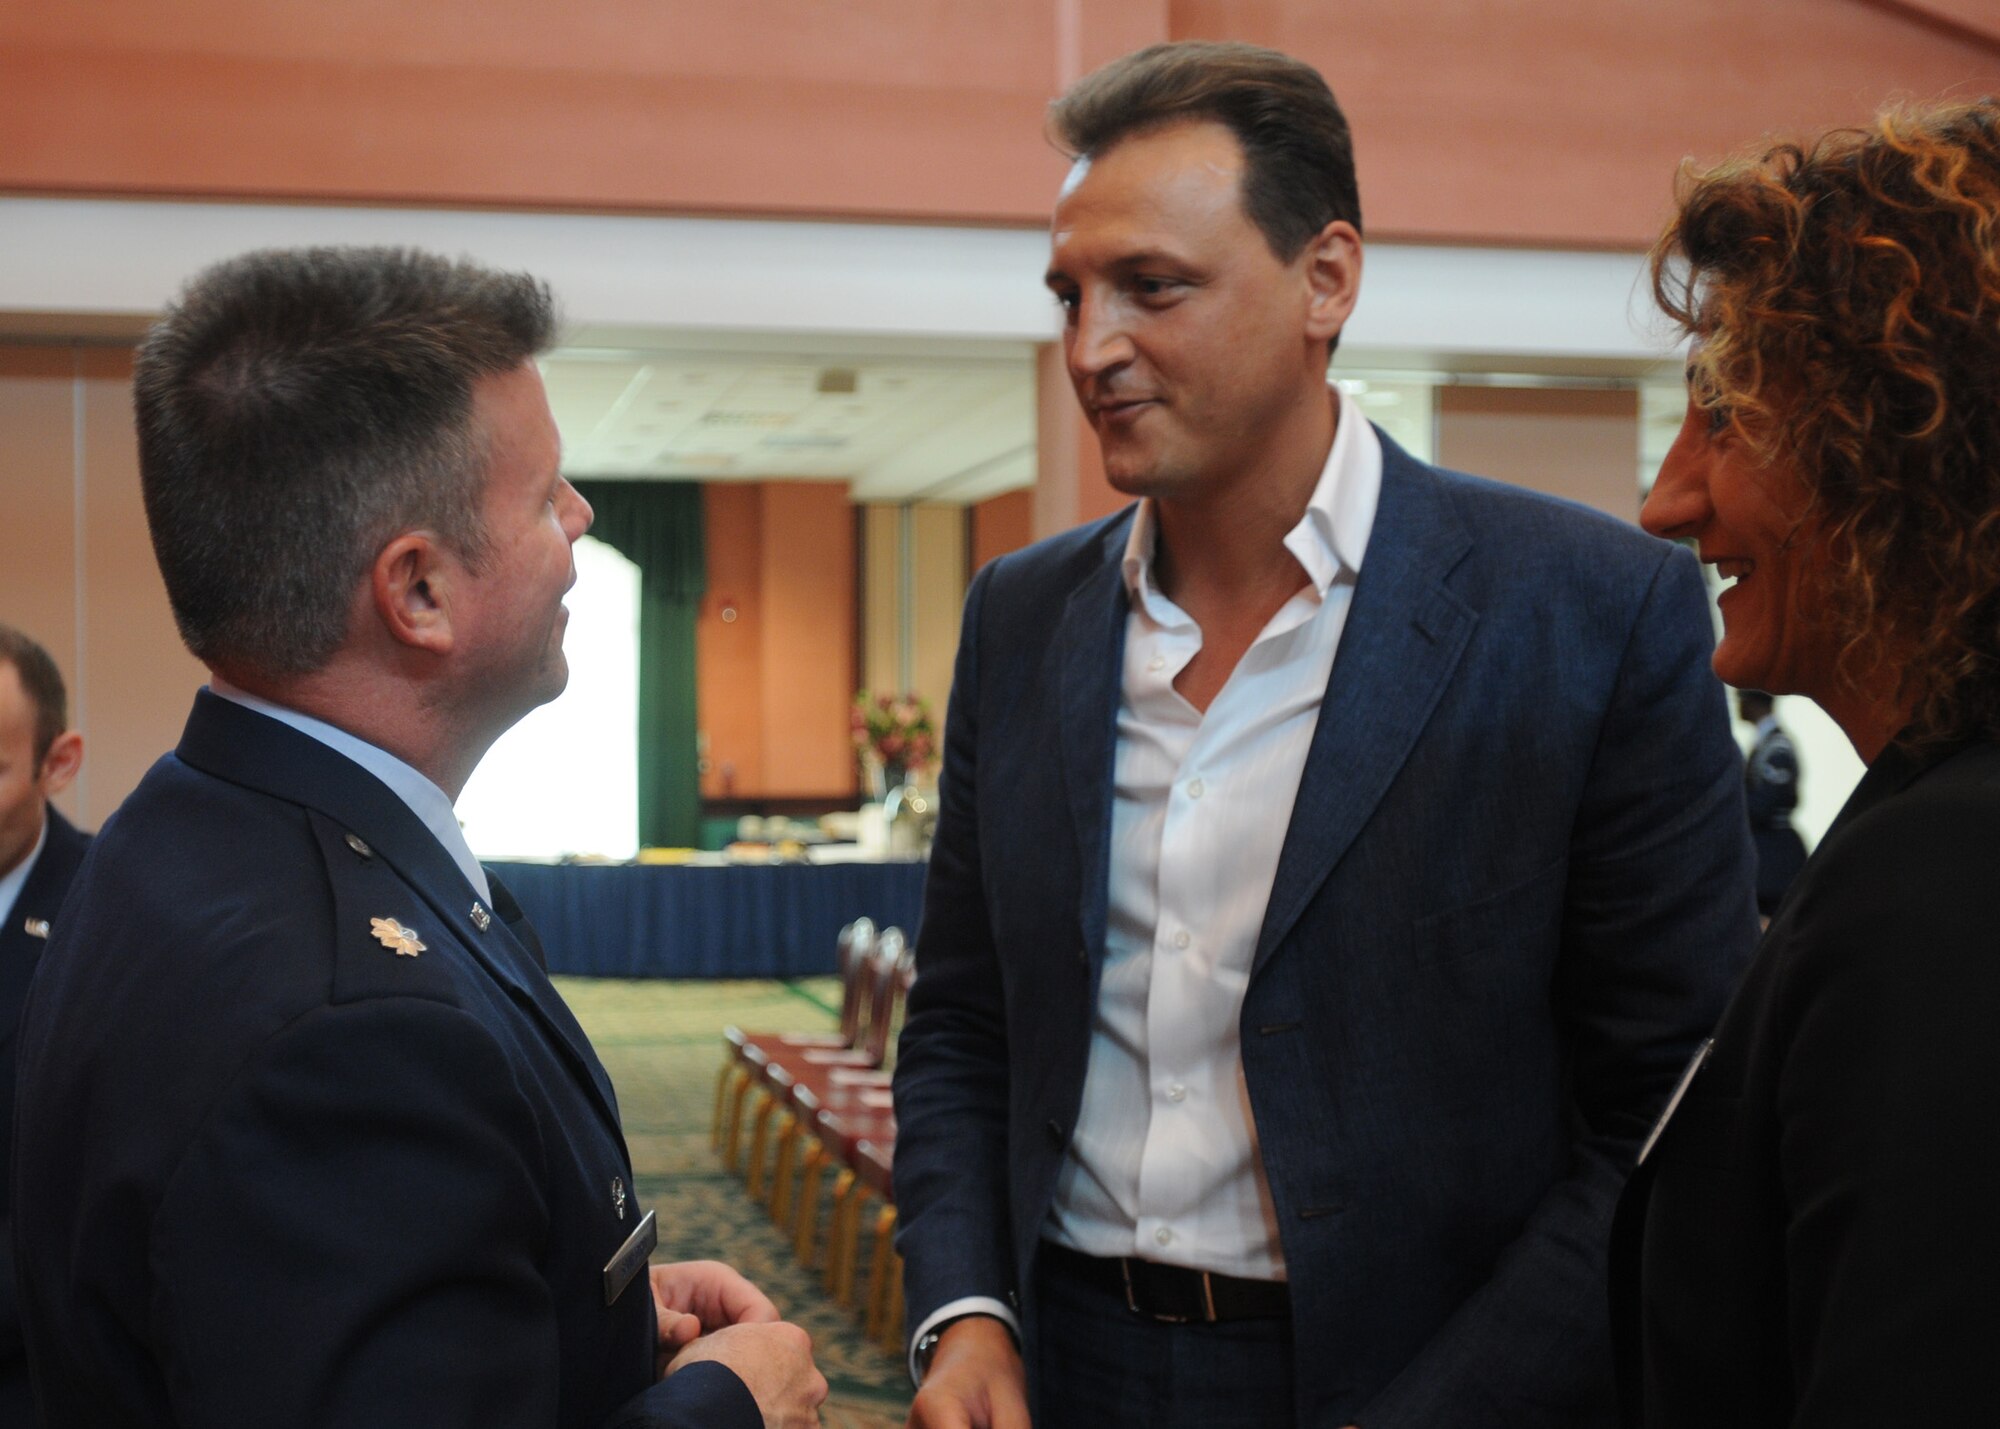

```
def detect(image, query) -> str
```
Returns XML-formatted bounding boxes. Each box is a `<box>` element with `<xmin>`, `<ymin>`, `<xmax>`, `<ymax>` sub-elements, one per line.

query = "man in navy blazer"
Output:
<box><xmin>891</xmin><ymin>42</ymin><xmax>1759</xmax><ymax>1429</ymax></box>
<box><xmin>12</xmin><ymin>249</ymin><xmax>825</xmax><ymax>1428</ymax></box>
<box><xmin>0</xmin><ymin>625</ymin><xmax>87</xmax><ymax>1424</ymax></box>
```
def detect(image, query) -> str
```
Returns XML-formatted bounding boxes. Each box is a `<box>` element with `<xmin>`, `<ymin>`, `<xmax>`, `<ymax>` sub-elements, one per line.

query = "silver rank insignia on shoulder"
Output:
<box><xmin>369</xmin><ymin>917</ymin><xmax>426</xmax><ymax>958</ymax></box>
<box><xmin>470</xmin><ymin>902</ymin><xmax>492</xmax><ymax>932</ymax></box>
<box><xmin>23</xmin><ymin>917</ymin><xmax>50</xmax><ymax>940</ymax></box>
<box><xmin>612</xmin><ymin>1176</ymin><xmax>627</xmax><ymax>1219</ymax></box>
<box><xmin>345</xmin><ymin>833</ymin><xmax>373</xmax><ymax>859</ymax></box>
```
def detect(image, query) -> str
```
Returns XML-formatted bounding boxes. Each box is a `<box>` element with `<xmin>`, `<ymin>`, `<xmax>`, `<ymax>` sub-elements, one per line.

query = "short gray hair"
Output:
<box><xmin>134</xmin><ymin>246</ymin><xmax>557</xmax><ymax>677</ymax></box>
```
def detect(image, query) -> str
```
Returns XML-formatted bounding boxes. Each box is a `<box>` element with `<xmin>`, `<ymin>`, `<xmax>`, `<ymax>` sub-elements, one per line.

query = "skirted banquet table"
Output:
<box><xmin>487</xmin><ymin>855</ymin><xmax>929</xmax><ymax>978</ymax></box>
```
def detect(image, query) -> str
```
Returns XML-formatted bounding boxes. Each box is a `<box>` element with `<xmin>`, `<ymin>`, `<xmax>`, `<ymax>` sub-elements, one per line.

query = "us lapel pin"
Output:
<box><xmin>369</xmin><ymin>917</ymin><xmax>427</xmax><ymax>958</ymax></box>
<box><xmin>22</xmin><ymin>917</ymin><xmax>50</xmax><ymax>940</ymax></box>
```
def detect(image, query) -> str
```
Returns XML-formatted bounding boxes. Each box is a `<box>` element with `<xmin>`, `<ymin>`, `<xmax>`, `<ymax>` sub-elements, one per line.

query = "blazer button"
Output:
<box><xmin>1045</xmin><ymin>1120</ymin><xmax>1065</xmax><ymax>1147</ymax></box>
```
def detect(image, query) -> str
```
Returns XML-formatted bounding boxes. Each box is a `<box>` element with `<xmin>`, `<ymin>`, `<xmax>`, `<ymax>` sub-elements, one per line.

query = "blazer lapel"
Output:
<box><xmin>1253</xmin><ymin>439</ymin><xmax>1478</xmax><ymax>974</ymax></box>
<box><xmin>1058</xmin><ymin>520</ymin><xmax>1134</xmax><ymax>964</ymax></box>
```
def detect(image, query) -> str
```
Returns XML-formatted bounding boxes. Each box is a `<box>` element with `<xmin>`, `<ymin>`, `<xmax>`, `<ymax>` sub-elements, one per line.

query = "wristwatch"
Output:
<box><xmin>913</xmin><ymin>1312</ymin><xmax>987</xmax><ymax>1383</ymax></box>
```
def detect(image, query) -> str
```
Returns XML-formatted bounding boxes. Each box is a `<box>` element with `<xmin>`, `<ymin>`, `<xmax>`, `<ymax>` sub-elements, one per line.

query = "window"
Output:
<box><xmin>458</xmin><ymin>535</ymin><xmax>641</xmax><ymax>860</ymax></box>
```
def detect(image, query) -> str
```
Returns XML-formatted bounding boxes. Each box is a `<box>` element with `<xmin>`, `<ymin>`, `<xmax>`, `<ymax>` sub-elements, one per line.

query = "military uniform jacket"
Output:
<box><xmin>11</xmin><ymin>692</ymin><xmax>755</xmax><ymax>1429</ymax></box>
<box><xmin>0</xmin><ymin>805</ymin><xmax>89</xmax><ymax>1420</ymax></box>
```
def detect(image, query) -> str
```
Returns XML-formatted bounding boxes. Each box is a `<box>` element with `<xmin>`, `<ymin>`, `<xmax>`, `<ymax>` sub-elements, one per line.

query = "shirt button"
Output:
<box><xmin>1148</xmin><ymin>655</ymin><xmax>1165</xmax><ymax>672</ymax></box>
<box><xmin>1173</xmin><ymin>930</ymin><xmax>1190</xmax><ymax>950</ymax></box>
<box><xmin>1187</xmin><ymin>778</ymin><xmax>1204</xmax><ymax>799</ymax></box>
<box><xmin>1167</xmin><ymin>1083</ymin><xmax>1187</xmax><ymax>1103</ymax></box>
<box><xmin>1154</xmin><ymin>1226</ymin><xmax>1173</xmax><ymax>1247</ymax></box>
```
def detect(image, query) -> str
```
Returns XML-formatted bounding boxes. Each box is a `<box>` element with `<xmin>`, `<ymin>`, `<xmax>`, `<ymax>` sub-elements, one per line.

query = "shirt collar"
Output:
<box><xmin>0</xmin><ymin>808</ymin><xmax>49</xmax><ymax>935</ymax></box>
<box><xmin>207</xmin><ymin>679</ymin><xmax>491</xmax><ymax>903</ymax></box>
<box><xmin>1121</xmin><ymin>384</ymin><xmax>1381</xmax><ymax>606</ymax></box>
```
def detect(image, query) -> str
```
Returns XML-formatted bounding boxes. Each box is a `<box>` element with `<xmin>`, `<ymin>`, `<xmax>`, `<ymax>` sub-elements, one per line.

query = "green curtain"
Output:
<box><xmin>572</xmin><ymin>480</ymin><xmax>706</xmax><ymax>848</ymax></box>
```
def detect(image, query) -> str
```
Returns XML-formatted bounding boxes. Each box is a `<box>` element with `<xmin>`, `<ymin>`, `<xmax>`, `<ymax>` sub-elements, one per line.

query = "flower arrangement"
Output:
<box><xmin>851</xmin><ymin>690</ymin><xmax>938</xmax><ymax>788</ymax></box>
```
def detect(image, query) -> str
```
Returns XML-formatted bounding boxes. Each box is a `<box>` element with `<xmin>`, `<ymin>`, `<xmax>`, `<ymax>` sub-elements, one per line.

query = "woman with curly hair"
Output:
<box><xmin>1611</xmin><ymin>97</ymin><xmax>2000</xmax><ymax>1426</ymax></box>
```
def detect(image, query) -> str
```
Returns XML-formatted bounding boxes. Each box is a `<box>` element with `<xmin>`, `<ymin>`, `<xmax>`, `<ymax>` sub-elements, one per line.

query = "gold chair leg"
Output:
<box><xmin>721</xmin><ymin>1067</ymin><xmax>755</xmax><ymax>1167</ymax></box>
<box><xmin>767</xmin><ymin>1112</ymin><xmax>801</xmax><ymax>1226</ymax></box>
<box><xmin>864</xmin><ymin>1202</ymin><xmax>898</xmax><ymax>1341</ymax></box>
<box><xmin>793</xmin><ymin>1141</ymin><xmax>829</xmax><ymax>1267</ymax></box>
<box><xmin>744</xmin><ymin>1090</ymin><xmax>778</xmax><ymax>1194</ymax></box>
<box><xmin>824</xmin><ymin>1168</ymin><xmax>858</xmax><ymax>1298</ymax></box>
<box><xmin>877</xmin><ymin>1247</ymin><xmax>906</xmax><ymax>1356</ymax></box>
<box><xmin>834</xmin><ymin>1183</ymin><xmax>874</xmax><ymax>1308</ymax></box>
<box><xmin>711</xmin><ymin>1055</ymin><xmax>734</xmax><ymax>1147</ymax></box>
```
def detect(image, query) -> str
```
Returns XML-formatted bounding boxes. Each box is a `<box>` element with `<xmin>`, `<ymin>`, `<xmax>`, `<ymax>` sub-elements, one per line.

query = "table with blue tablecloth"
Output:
<box><xmin>487</xmin><ymin>857</ymin><xmax>929</xmax><ymax>978</ymax></box>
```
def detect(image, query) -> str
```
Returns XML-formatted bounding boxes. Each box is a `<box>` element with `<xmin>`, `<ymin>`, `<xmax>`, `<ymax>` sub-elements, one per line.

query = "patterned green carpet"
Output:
<box><xmin>556</xmin><ymin>976</ymin><xmax>913</xmax><ymax>1428</ymax></box>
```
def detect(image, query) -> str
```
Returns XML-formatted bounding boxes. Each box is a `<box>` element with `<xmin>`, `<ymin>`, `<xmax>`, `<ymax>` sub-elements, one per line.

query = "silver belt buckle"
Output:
<box><xmin>1119</xmin><ymin>1257</ymin><xmax>1214</xmax><ymax>1323</ymax></box>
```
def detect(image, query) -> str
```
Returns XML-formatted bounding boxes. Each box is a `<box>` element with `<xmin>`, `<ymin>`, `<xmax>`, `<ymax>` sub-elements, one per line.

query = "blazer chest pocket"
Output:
<box><xmin>1411</xmin><ymin>859</ymin><xmax>1566</xmax><ymax>989</ymax></box>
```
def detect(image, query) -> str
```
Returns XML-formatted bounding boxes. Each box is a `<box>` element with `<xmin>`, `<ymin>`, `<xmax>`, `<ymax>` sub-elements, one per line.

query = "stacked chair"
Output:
<box><xmin>713</xmin><ymin>919</ymin><xmax>917</xmax><ymax>1353</ymax></box>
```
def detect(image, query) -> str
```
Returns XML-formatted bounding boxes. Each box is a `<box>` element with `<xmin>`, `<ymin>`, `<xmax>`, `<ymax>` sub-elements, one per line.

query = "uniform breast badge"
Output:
<box><xmin>369</xmin><ymin>917</ymin><xmax>427</xmax><ymax>958</ymax></box>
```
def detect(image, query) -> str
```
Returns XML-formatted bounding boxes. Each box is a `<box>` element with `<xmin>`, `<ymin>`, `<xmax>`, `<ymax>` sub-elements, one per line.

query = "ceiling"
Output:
<box><xmin>542</xmin><ymin>338</ymin><xmax>1035</xmax><ymax>505</ymax></box>
<box><xmin>536</xmin><ymin>327</ymin><xmax>1685</xmax><ymax>508</ymax></box>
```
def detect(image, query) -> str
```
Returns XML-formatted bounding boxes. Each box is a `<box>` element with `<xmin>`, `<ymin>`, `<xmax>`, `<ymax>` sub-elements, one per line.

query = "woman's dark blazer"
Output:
<box><xmin>1611</xmin><ymin>736</ymin><xmax>2000</xmax><ymax>1426</ymax></box>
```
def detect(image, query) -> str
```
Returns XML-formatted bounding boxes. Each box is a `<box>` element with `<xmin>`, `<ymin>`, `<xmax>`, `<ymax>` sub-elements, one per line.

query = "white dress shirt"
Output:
<box><xmin>208</xmin><ymin>680</ymin><xmax>492</xmax><ymax>904</ymax></box>
<box><xmin>910</xmin><ymin>389</ymin><xmax>1383</xmax><ymax>1376</ymax></box>
<box><xmin>1046</xmin><ymin>386</ymin><xmax>1381</xmax><ymax>1278</ymax></box>
<box><xmin>0</xmin><ymin>809</ymin><xmax>49</xmax><ymax>935</ymax></box>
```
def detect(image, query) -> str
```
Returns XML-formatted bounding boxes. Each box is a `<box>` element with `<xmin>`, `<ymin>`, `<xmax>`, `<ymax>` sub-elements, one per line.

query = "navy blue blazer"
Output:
<box><xmin>0</xmin><ymin>805</ymin><xmax>89</xmax><ymax>1420</ymax></box>
<box><xmin>892</xmin><ymin>435</ymin><xmax>1759</xmax><ymax>1428</ymax></box>
<box><xmin>1612</xmin><ymin>738</ymin><xmax>2000</xmax><ymax>1426</ymax></box>
<box><xmin>11</xmin><ymin>693</ymin><xmax>755</xmax><ymax>1429</ymax></box>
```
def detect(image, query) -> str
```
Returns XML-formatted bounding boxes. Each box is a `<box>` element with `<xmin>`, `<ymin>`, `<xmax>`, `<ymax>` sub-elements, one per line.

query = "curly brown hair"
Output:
<box><xmin>1652</xmin><ymin>97</ymin><xmax>2000</xmax><ymax>746</ymax></box>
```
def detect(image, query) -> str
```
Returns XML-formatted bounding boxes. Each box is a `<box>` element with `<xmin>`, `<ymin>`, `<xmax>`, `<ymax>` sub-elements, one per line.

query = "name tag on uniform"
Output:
<box><xmin>1637</xmin><ymin>1037</ymin><xmax>1714</xmax><ymax>1167</ymax></box>
<box><xmin>602</xmin><ymin>1208</ymin><xmax>657</xmax><ymax>1306</ymax></box>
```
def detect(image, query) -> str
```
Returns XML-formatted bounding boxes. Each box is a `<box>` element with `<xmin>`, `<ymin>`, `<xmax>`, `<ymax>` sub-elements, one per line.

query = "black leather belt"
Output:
<box><xmin>1042</xmin><ymin>1242</ymin><xmax>1291</xmax><ymax>1323</ymax></box>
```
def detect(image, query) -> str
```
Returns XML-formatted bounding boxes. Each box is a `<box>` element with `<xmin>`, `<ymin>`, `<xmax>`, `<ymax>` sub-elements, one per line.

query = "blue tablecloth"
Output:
<box><xmin>487</xmin><ymin>858</ymin><xmax>929</xmax><ymax>978</ymax></box>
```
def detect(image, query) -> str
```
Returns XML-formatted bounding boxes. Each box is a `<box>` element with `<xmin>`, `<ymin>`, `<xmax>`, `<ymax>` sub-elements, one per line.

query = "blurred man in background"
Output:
<box><xmin>0</xmin><ymin>623</ymin><xmax>86</xmax><ymax>1426</ymax></box>
<box><xmin>1737</xmin><ymin>689</ymin><xmax>1807</xmax><ymax>918</ymax></box>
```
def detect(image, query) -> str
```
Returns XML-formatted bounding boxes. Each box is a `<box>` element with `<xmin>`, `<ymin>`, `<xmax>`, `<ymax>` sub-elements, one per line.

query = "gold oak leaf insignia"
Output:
<box><xmin>369</xmin><ymin>917</ymin><xmax>427</xmax><ymax>957</ymax></box>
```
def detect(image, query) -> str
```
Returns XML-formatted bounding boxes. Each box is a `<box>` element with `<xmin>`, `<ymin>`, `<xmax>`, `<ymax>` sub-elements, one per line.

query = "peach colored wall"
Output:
<box><xmin>1435</xmin><ymin>386</ymin><xmax>1641</xmax><ymax>524</ymax></box>
<box><xmin>0</xmin><ymin>0</ymin><xmax>1162</xmax><ymax>224</ymax></box>
<box><xmin>1172</xmin><ymin>0</ymin><xmax>1999</xmax><ymax>246</ymax></box>
<box><xmin>696</xmin><ymin>484</ymin><xmax>766</xmax><ymax>799</ymax></box>
<box><xmin>4</xmin><ymin>2</ymin><xmax>1993</xmax><ymax>245</ymax></box>
<box><xmin>0</xmin><ymin>345</ymin><xmax>207</xmax><ymax>828</ymax></box>
<box><xmin>908</xmin><ymin>503</ymin><xmax>966</xmax><ymax>735</ymax></box>
<box><xmin>696</xmin><ymin>481</ymin><xmax>857</xmax><ymax>800</ymax></box>
<box><xmin>971</xmin><ymin>488</ymin><xmax>1035</xmax><ymax>571</ymax></box>
<box><xmin>761</xmin><ymin>482</ymin><xmax>857</xmax><ymax>796</ymax></box>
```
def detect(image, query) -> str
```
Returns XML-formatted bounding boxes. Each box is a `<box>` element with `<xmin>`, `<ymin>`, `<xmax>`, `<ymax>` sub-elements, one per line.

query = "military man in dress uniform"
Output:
<box><xmin>1737</xmin><ymin>690</ymin><xmax>1808</xmax><ymax>917</ymax></box>
<box><xmin>11</xmin><ymin>248</ymin><xmax>826</xmax><ymax>1429</ymax></box>
<box><xmin>0</xmin><ymin>624</ymin><xmax>87</xmax><ymax>1425</ymax></box>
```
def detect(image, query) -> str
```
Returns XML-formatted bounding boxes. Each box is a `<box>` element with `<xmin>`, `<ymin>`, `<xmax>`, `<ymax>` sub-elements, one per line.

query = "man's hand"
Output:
<box><xmin>907</xmin><ymin>1316</ymin><xmax>1029</xmax><ymax>1429</ymax></box>
<box><xmin>651</xmin><ymin>1260</ymin><xmax>782</xmax><ymax>1377</ymax></box>
<box><xmin>652</xmin><ymin>1260</ymin><xmax>781</xmax><ymax>1331</ymax></box>
<box><xmin>668</xmin><ymin>1321</ymin><xmax>828</xmax><ymax>1429</ymax></box>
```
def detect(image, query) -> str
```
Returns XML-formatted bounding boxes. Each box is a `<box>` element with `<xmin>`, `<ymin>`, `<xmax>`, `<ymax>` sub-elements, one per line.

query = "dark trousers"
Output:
<box><xmin>1033</xmin><ymin>1248</ymin><xmax>1297</xmax><ymax>1429</ymax></box>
